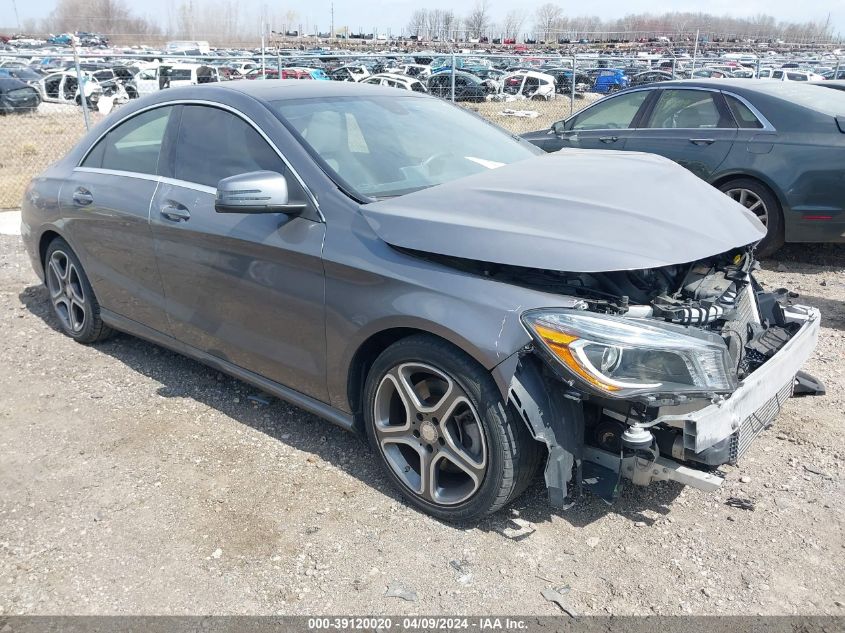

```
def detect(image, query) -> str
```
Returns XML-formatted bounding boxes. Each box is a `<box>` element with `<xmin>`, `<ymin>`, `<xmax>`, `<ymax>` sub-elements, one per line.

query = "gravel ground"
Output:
<box><xmin>0</xmin><ymin>228</ymin><xmax>843</xmax><ymax>616</ymax></box>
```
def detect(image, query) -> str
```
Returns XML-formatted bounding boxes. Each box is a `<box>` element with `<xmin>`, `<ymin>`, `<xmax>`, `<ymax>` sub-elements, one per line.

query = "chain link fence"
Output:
<box><xmin>0</xmin><ymin>51</ymin><xmax>841</xmax><ymax>207</ymax></box>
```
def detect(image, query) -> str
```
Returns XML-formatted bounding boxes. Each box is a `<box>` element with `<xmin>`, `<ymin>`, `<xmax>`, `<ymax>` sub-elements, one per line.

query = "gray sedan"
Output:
<box><xmin>21</xmin><ymin>81</ymin><xmax>821</xmax><ymax>521</ymax></box>
<box><xmin>522</xmin><ymin>79</ymin><xmax>845</xmax><ymax>255</ymax></box>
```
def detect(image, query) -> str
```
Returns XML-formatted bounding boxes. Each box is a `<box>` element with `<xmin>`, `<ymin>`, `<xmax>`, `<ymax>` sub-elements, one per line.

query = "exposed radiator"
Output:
<box><xmin>729</xmin><ymin>378</ymin><xmax>794</xmax><ymax>464</ymax></box>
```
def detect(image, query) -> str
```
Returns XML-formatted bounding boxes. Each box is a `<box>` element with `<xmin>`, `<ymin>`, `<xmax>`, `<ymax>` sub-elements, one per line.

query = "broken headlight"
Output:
<box><xmin>522</xmin><ymin>310</ymin><xmax>736</xmax><ymax>398</ymax></box>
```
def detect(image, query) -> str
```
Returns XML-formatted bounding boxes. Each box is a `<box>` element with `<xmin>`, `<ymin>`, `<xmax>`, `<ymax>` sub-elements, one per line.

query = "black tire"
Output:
<box><xmin>717</xmin><ymin>177</ymin><xmax>784</xmax><ymax>258</ymax></box>
<box><xmin>363</xmin><ymin>334</ymin><xmax>543</xmax><ymax>522</ymax></box>
<box><xmin>44</xmin><ymin>237</ymin><xmax>114</xmax><ymax>344</ymax></box>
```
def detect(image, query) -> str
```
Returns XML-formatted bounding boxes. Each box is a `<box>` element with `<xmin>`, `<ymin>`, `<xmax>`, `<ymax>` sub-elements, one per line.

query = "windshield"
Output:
<box><xmin>272</xmin><ymin>95</ymin><xmax>541</xmax><ymax>198</ymax></box>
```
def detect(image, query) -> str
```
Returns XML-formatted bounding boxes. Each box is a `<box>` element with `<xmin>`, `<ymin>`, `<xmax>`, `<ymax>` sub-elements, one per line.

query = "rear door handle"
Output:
<box><xmin>599</xmin><ymin>136</ymin><xmax>619</xmax><ymax>143</ymax></box>
<box><xmin>72</xmin><ymin>188</ymin><xmax>93</xmax><ymax>206</ymax></box>
<box><xmin>159</xmin><ymin>204</ymin><xmax>191</xmax><ymax>222</ymax></box>
<box><xmin>689</xmin><ymin>138</ymin><xmax>716</xmax><ymax>146</ymax></box>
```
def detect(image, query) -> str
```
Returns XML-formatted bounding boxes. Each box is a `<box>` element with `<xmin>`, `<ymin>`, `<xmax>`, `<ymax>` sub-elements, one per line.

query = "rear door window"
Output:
<box><xmin>644</xmin><ymin>89</ymin><xmax>734</xmax><ymax>129</ymax></box>
<box><xmin>81</xmin><ymin>106</ymin><xmax>173</xmax><ymax>174</ymax></box>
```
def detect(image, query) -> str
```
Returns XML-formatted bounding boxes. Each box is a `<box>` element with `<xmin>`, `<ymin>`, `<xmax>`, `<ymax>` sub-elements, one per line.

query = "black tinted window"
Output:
<box><xmin>174</xmin><ymin>106</ymin><xmax>286</xmax><ymax>188</ymax></box>
<box><xmin>82</xmin><ymin>106</ymin><xmax>172</xmax><ymax>174</ymax></box>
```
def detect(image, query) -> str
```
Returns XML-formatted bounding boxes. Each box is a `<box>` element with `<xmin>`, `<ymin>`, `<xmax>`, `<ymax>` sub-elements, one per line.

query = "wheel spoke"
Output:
<box><xmin>51</xmin><ymin>252</ymin><xmax>69</xmax><ymax>281</ymax></box>
<box><xmin>388</xmin><ymin>365</ymin><xmax>424</xmax><ymax>411</ymax></box>
<box><xmin>67</xmin><ymin>265</ymin><xmax>85</xmax><ymax>305</ymax></box>
<box><xmin>419</xmin><ymin>447</ymin><xmax>436</xmax><ymax>503</ymax></box>
<box><xmin>53</xmin><ymin>296</ymin><xmax>71</xmax><ymax>328</ymax></box>
<box><xmin>426</xmin><ymin>386</ymin><xmax>464</xmax><ymax>424</ymax></box>
<box><xmin>47</xmin><ymin>258</ymin><xmax>64</xmax><ymax>298</ymax></box>
<box><xmin>69</xmin><ymin>299</ymin><xmax>85</xmax><ymax>331</ymax></box>
<box><xmin>373</xmin><ymin>368</ymin><xmax>415</xmax><ymax>434</ymax></box>
<box><xmin>436</xmin><ymin>443</ymin><xmax>486</xmax><ymax>484</ymax></box>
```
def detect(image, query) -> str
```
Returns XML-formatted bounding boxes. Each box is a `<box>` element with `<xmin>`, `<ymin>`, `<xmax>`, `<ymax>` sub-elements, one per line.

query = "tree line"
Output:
<box><xmin>15</xmin><ymin>0</ymin><xmax>839</xmax><ymax>45</ymax></box>
<box><xmin>408</xmin><ymin>3</ymin><xmax>837</xmax><ymax>42</ymax></box>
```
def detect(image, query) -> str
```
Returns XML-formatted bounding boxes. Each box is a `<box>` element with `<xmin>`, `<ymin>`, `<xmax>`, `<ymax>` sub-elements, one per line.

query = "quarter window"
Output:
<box><xmin>571</xmin><ymin>90</ymin><xmax>649</xmax><ymax>130</ymax></box>
<box><xmin>173</xmin><ymin>105</ymin><xmax>286</xmax><ymax>188</ymax></box>
<box><xmin>81</xmin><ymin>106</ymin><xmax>173</xmax><ymax>175</ymax></box>
<box><xmin>725</xmin><ymin>95</ymin><xmax>764</xmax><ymax>129</ymax></box>
<box><xmin>645</xmin><ymin>90</ymin><xmax>734</xmax><ymax>129</ymax></box>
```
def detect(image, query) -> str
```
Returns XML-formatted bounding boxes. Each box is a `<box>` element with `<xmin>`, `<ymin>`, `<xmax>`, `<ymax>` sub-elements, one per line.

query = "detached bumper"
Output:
<box><xmin>663</xmin><ymin>305</ymin><xmax>820</xmax><ymax>457</ymax></box>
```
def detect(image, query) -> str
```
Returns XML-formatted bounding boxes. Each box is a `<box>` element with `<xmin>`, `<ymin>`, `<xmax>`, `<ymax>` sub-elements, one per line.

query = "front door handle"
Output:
<box><xmin>160</xmin><ymin>204</ymin><xmax>191</xmax><ymax>222</ymax></box>
<box><xmin>72</xmin><ymin>188</ymin><xmax>93</xmax><ymax>206</ymax></box>
<box><xmin>689</xmin><ymin>138</ymin><xmax>716</xmax><ymax>146</ymax></box>
<box><xmin>599</xmin><ymin>136</ymin><xmax>619</xmax><ymax>143</ymax></box>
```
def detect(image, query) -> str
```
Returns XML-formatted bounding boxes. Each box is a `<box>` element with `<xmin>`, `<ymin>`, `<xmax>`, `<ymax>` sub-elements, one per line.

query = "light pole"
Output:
<box><xmin>11</xmin><ymin>0</ymin><xmax>21</xmax><ymax>30</ymax></box>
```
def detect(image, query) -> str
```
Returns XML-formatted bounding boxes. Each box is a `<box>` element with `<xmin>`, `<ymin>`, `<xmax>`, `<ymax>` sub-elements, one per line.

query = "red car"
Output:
<box><xmin>245</xmin><ymin>68</ymin><xmax>313</xmax><ymax>80</ymax></box>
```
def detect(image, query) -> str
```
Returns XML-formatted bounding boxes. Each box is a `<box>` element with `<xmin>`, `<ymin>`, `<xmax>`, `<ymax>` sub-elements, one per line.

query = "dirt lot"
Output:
<box><xmin>0</xmin><ymin>225</ymin><xmax>843</xmax><ymax>616</ymax></box>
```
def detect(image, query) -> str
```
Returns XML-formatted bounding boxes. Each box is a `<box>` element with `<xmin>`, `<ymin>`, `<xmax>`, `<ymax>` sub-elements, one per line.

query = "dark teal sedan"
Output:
<box><xmin>522</xmin><ymin>79</ymin><xmax>845</xmax><ymax>255</ymax></box>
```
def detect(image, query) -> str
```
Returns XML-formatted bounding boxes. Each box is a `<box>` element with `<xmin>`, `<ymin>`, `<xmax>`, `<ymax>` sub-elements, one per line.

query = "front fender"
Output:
<box><xmin>508</xmin><ymin>354</ymin><xmax>584</xmax><ymax>507</ymax></box>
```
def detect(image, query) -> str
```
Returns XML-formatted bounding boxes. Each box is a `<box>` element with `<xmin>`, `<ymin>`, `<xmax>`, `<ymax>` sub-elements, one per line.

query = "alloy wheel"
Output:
<box><xmin>46</xmin><ymin>250</ymin><xmax>86</xmax><ymax>333</ymax></box>
<box><xmin>373</xmin><ymin>362</ymin><xmax>487</xmax><ymax>506</ymax></box>
<box><xmin>725</xmin><ymin>187</ymin><xmax>768</xmax><ymax>227</ymax></box>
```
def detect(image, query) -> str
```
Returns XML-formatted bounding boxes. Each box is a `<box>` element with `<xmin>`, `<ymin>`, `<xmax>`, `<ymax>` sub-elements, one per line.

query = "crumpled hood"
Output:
<box><xmin>361</xmin><ymin>149</ymin><xmax>766</xmax><ymax>273</ymax></box>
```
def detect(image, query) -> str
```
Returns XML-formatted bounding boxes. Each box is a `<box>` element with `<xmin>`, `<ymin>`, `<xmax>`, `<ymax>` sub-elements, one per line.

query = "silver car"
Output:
<box><xmin>20</xmin><ymin>81</ymin><xmax>822</xmax><ymax>521</ymax></box>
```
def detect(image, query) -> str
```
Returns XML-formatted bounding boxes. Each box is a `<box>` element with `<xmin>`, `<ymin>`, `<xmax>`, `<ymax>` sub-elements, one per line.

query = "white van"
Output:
<box><xmin>128</xmin><ymin>64</ymin><xmax>220</xmax><ymax>98</ymax></box>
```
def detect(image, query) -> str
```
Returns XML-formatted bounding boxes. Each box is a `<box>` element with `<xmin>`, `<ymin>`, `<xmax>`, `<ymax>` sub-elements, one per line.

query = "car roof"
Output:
<box><xmin>650</xmin><ymin>78</ymin><xmax>827</xmax><ymax>97</ymax></box>
<box><xmin>149</xmin><ymin>78</ymin><xmax>427</xmax><ymax>103</ymax></box>
<box><xmin>814</xmin><ymin>80</ymin><xmax>845</xmax><ymax>88</ymax></box>
<box><xmin>632</xmin><ymin>78</ymin><xmax>845</xmax><ymax>116</ymax></box>
<box><xmin>0</xmin><ymin>76</ymin><xmax>28</xmax><ymax>89</ymax></box>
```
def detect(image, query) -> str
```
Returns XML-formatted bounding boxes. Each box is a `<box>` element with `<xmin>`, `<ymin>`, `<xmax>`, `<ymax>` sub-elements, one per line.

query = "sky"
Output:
<box><xmin>2</xmin><ymin>0</ymin><xmax>843</xmax><ymax>39</ymax></box>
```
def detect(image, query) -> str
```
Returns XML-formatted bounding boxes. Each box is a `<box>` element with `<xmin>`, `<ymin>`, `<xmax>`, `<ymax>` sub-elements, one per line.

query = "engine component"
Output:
<box><xmin>621</xmin><ymin>424</ymin><xmax>654</xmax><ymax>449</ymax></box>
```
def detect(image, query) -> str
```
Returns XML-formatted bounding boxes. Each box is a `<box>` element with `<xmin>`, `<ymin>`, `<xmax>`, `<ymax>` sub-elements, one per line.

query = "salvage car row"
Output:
<box><xmin>3</xmin><ymin>47</ymin><xmax>842</xmax><ymax>114</ymax></box>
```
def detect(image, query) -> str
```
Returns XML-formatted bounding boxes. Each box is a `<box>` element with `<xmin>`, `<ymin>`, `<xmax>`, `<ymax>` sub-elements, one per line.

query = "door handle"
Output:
<box><xmin>599</xmin><ymin>136</ymin><xmax>619</xmax><ymax>143</ymax></box>
<box><xmin>159</xmin><ymin>204</ymin><xmax>191</xmax><ymax>222</ymax></box>
<box><xmin>72</xmin><ymin>188</ymin><xmax>93</xmax><ymax>206</ymax></box>
<box><xmin>689</xmin><ymin>138</ymin><xmax>716</xmax><ymax>146</ymax></box>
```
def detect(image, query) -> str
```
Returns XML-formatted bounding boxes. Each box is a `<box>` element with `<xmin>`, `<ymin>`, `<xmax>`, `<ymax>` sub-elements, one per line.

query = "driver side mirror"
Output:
<box><xmin>215</xmin><ymin>171</ymin><xmax>307</xmax><ymax>215</ymax></box>
<box><xmin>551</xmin><ymin>119</ymin><xmax>570</xmax><ymax>135</ymax></box>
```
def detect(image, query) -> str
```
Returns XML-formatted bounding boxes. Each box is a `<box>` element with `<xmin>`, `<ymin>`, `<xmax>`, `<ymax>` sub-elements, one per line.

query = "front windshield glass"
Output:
<box><xmin>272</xmin><ymin>95</ymin><xmax>542</xmax><ymax>198</ymax></box>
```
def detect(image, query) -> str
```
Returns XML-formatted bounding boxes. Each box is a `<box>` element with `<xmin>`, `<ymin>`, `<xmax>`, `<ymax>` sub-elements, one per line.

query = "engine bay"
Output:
<box><xmin>406</xmin><ymin>247</ymin><xmax>803</xmax><ymax>381</ymax></box>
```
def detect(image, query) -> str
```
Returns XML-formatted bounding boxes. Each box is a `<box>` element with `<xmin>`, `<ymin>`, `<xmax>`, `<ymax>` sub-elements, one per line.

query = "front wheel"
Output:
<box><xmin>717</xmin><ymin>178</ymin><xmax>784</xmax><ymax>257</ymax></box>
<box><xmin>364</xmin><ymin>334</ymin><xmax>542</xmax><ymax>522</ymax></box>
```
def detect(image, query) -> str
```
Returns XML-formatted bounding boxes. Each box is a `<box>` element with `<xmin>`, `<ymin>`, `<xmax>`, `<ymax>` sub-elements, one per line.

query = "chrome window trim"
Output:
<box><xmin>567</xmin><ymin>84</ymin><xmax>776</xmax><ymax>134</ymax></box>
<box><xmin>75</xmin><ymin>166</ymin><xmax>160</xmax><ymax>184</ymax></box>
<box><xmin>720</xmin><ymin>90</ymin><xmax>777</xmax><ymax>132</ymax></box>
<box><xmin>75</xmin><ymin>98</ymin><xmax>323</xmax><ymax>220</ymax></box>
<box><xmin>74</xmin><ymin>167</ymin><xmax>226</xmax><ymax>195</ymax></box>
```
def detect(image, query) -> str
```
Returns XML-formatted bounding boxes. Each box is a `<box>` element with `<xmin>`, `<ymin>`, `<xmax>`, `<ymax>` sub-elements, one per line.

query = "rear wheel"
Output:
<box><xmin>44</xmin><ymin>238</ymin><xmax>114</xmax><ymax>344</ymax></box>
<box><xmin>718</xmin><ymin>178</ymin><xmax>784</xmax><ymax>257</ymax></box>
<box><xmin>364</xmin><ymin>334</ymin><xmax>542</xmax><ymax>522</ymax></box>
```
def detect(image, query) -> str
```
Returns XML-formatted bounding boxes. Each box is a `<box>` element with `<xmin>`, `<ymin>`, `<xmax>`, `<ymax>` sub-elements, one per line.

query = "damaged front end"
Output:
<box><xmin>505</xmin><ymin>248</ymin><xmax>822</xmax><ymax>505</ymax></box>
